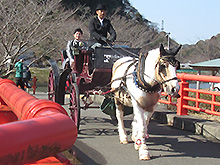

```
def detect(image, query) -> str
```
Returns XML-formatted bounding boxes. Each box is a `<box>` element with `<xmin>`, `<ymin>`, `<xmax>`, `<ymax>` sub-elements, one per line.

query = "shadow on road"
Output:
<box><xmin>72</xmin><ymin>140</ymin><xmax>107</xmax><ymax>165</ymax></box>
<box><xmin>78</xmin><ymin>115</ymin><xmax>220</xmax><ymax>161</ymax></box>
<box><xmin>148</xmin><ymin>122</ymin><xmax>220</xmax><ymax>159</ymax></box>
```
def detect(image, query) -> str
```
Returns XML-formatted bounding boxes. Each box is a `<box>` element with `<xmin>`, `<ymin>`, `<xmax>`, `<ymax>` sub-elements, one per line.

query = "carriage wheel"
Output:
<box><xmin>48</xmin><ymin>70</ymin><xmax>56</xmax><ymax>102</ymax></box>
<box><xmin>69</xmin><ymin>82</ymin><xmax>80</xmax><ymax>130</ymax></box>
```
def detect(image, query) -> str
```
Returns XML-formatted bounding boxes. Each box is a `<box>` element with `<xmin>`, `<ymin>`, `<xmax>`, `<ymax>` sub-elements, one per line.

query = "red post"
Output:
<box><xmin>32</xmin><ymin>76</ymin><xmax>37</xmax><ymax>94</ymax></box>
<box><xmin>177</xmin><ymin>73</ymin><xmax>189</xmax><ymax>115</ymax></box>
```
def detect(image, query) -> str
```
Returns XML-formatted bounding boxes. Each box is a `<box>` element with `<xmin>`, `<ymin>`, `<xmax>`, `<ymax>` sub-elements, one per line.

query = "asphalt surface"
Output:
<box><xmin>34</xmin><ymin>92</ymin><xmax>220</xmax><ymax>165</ymax></box>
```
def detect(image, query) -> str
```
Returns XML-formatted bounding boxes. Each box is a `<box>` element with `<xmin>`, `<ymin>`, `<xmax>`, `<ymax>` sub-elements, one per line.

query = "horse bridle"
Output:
<box><xmin>156</xmin><ymin>55</ymin><xmax>179</xmax><ymax>85</ymax></box>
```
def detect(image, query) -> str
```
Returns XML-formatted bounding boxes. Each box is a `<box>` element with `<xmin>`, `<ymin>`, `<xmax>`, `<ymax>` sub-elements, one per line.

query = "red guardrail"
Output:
<box><xmin>159</xmin><ymin>73</ymin><xmax>220</xmax><ymax>116</ymax></box>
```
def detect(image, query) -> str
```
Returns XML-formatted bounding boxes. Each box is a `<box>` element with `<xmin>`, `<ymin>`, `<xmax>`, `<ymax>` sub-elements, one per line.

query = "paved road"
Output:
<box><xmin>35</xmin><ymin>92</ymin><xmax>220</xmax><ymax>165</ymax></box>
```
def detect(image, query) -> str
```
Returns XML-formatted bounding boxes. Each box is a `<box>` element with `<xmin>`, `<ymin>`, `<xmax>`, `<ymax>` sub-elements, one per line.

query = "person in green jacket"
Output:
<box><xmin>15</xmin><ymin>58</ymin><xmax>25</xmax><ymax>90</ymax></box>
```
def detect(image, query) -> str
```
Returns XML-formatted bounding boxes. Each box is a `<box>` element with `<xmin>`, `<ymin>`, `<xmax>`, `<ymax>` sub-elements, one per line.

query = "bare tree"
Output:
<box><xmin>110</xmin><ymin>15</ymin><xmax>169</xmax><ymax>53</ymax></box>
<box><xmin>0</xmin><ymin>0</ymin><xmax>80</xmax><ymax>78</ymax></box>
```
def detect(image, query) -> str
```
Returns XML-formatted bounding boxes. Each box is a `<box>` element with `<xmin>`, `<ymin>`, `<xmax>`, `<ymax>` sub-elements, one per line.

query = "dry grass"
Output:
<box><xmin>62</xmin><ymin>150</ymin><xmax>82</xmax><ymax>165</ymax></box>
<box><xmin>166</xmin><ymin>104</ymin><xmax>220</xmax><ymax>122</ymax></box>
<box><xmin>188</xmin><ymin>111</ymin><xmax>220</xmax><ymax>122</ymax></box>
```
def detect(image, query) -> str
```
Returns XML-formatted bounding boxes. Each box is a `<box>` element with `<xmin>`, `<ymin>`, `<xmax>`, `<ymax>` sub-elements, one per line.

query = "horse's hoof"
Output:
<box><xmin>139</xmin><ymin>145</ymin><xmax>150</xmax><ymax>160</ymax></box>
<box><xmin>120</xmin><ymin>139</ymin><xmax>128</xmax><ymax>144</ymax></box>
<box><xmin>139</xmin><ymin>155</ymin><xmax>151</xmax><ymax>160</ymax></box>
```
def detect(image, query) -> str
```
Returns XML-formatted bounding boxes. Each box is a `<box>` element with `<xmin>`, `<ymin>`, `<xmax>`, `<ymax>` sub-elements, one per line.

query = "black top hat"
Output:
<box><xmin>96</xmin><ymin>4</ymin><xmax>107</xmax><ymax>11</ymax></box>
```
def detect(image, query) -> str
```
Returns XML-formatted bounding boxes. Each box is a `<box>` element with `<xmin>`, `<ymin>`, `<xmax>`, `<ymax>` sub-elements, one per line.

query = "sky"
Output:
<box><xmin>129</xmin><ymin>0</ymin><xmax>220</xmax><ymax>45</ymax></box>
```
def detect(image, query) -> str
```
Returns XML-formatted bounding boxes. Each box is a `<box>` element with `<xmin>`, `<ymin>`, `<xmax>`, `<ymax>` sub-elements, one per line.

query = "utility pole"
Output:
<box><xmin>161</xmin><ymin>20</ymin><xmax>164</xmax><ymax>31</ymax></box>
<box><xmin>166</xmin><ymin>32</ymin><xmax>170</xmax><ymax>50</ymax></box>
<box><xmin>162</xmin><ymin>20</ymin><xmax>170</xmax><ymax>50</ymax></box>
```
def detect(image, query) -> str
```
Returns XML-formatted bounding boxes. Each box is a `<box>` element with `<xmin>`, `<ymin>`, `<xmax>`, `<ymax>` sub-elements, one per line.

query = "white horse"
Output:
<box><xmin>111</xmin><ymin>44</ymin><xmax>181</xmax><ymax>160</ymax></box>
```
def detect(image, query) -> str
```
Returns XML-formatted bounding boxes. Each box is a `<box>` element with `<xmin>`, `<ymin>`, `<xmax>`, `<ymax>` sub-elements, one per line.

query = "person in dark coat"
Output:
<box><xmin>89</xmin><ymin>4</ymin><xmax>116</xmax><ymax>49</ymax></box>
<box><xmin>23</xmin><ymin>66</ymin><xmax>31</xmax><ymax>88</ymax></box>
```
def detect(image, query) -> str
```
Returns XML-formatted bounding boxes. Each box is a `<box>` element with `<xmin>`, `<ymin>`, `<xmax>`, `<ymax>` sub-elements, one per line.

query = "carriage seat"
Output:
<box><xmin>61</xmin><ymin>50</ymin><xmax>70</xmax><ymax>69</ymax></box>
<box><xmin>61</xmin><ymin>50</ymin><xmax>68</xmax><ymax>61</ymax></box>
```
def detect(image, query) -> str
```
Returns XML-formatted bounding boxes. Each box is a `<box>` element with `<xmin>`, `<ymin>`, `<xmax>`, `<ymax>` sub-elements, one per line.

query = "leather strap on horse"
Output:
<box><xmin>136</xmin><ymin>53</ymin><xmax>161</xmax><ymax>93</ymax></box>
<box><xmin>101</xmin><ymin>59</ymin><xmax>137</xmax><ymax>95</ymax></box>
<box><xmin>137</xmin><ymin>53</ymin><xmax>147</xmax><ymax>87</ymax></box>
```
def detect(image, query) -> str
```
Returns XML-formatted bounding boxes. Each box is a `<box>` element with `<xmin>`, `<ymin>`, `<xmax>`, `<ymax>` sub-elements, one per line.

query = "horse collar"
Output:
<box><xmin>134</xmin><ymin>53</ymin><xmax>161</xmax><ymax>93</ymax></box>
<box><xmin>133</xmin><ymin>70</ymin><xmax>161</xmax><ymax>93</ymax></box>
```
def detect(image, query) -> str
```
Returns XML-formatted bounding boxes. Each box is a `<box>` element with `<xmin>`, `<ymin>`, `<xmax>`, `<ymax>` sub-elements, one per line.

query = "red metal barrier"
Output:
<box><xmin>0</xmin><ymin>105</ymin><xmax>18</xmax><ymax>124</ymax></box>
<box><xmin>0</xmin><ymin>78</ymin><xmax>77</xmax><ymax>165</ymax></box>
<box><xmin>32</xmin><ymin>76</ymin><xmax>37</xmax><ymax>94</ymax></box>
<box><xmin>159</xmin><ymin>73</ymin><xmax>220</xmax><ymax>116</ymax></box>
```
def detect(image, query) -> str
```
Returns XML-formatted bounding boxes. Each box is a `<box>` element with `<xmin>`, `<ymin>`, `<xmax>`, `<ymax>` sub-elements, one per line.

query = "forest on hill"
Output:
<box><xmin>179</xmin><ymin>34</ymin><xmax>220</xmax><ymax>63</ymax></box>
<box><xmin>0</xmin><ymin>0</ymin><xmax>219</xmax><ymax>77</ymax></box>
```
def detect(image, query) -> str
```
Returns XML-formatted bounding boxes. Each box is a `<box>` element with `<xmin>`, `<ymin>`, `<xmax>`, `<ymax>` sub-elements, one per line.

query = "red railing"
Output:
<box><xmin>158</xmin><ymin>73</ymin><xmax>220</xmax><ymax>116</ymax></box>
<box><xmin>0</xmin><ymin>78</ymin><xmax>77</xmax><ymax>164</ymax></box>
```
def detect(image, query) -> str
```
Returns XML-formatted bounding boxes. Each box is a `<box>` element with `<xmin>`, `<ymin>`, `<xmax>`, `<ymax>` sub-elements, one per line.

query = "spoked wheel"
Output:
<box><xmin>48</xmin><ymin>70</ymin><xmax>56</xmax><ymax>102</ymax></box>
<box><xmin>69</xmin><ymin>74</ymin><xmax>80</xmax><ymax>130</ymax></box>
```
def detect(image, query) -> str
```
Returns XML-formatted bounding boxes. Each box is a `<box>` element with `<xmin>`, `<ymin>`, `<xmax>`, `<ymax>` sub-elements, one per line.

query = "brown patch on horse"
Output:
<box><xmin>136</xmin><ymin>93</ymin><xmax>160</xmax><ymax>112</ymax></box>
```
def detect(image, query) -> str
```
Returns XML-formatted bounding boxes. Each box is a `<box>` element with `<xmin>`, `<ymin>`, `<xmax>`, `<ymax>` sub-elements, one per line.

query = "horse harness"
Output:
<box><xmin>133</xmin><ymin>53</ymin><xmax>161</xmax><ymax>93</ymax></box>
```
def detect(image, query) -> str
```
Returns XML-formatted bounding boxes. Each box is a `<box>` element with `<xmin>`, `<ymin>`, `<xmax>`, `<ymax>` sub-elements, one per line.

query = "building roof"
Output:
<box><xmin>189</xmin><ymin>58</ymin><xmax>220</xmax><ymax>71</ymax></box>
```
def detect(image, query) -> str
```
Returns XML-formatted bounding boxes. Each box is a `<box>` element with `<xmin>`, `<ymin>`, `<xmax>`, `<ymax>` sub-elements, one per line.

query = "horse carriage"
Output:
<box><xmin>47</xmin><ymin>44</ymin><xmax>140</xmax><ymax>130</ymax></box>
<box><xmin>48</xmin><ymin>41</ymin><xmax>181</xmax><ymax>160</ymax></box>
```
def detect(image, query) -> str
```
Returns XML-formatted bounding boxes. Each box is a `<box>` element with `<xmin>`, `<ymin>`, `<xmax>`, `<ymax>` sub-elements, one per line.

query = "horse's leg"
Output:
<box><xmin>131</xmin><ymin>115</ymin><xmax>137</xmax><ymax>140</ymax></box>
<box><xmin>132</xmin><ymin>111</ymin><xmax>151</xmax><ymax>149</ymax></box>
<box><xmin>132</xmin><ymin>101</ymin><xmax>151</xmax><ymax>160</ymax></box>
<box><xmin>115</xmin><ymin>102</ymin><xmax>128</xmax><ymax>144</ymax></box>
<box><xmin>144</xmin><ymin>111</ymin><xmax>154</xmax><ymax>139</ymax></box>
<box><xmin>132</xmin><ymin>115</ymin><xmax>140</xmax><ymax>150</ymax></box>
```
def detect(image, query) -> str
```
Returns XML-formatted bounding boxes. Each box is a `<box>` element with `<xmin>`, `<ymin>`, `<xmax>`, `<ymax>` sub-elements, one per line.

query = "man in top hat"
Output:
<box><xmin>89</xmin><ymin>4</ymin><xmax>116</xmax><ymax>49</ymax></box>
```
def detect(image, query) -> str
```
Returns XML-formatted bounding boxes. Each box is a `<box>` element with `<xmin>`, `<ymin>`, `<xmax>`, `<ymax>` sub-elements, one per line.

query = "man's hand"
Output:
<box><xmin>100</xmin><ymin>36</ymin><xmax>107</xmax><ymax>42</ymax></box>
<box><xmin>109</xmin><ymin>37</ymin><xmax>115</xmax><ymax>43</ymax></box>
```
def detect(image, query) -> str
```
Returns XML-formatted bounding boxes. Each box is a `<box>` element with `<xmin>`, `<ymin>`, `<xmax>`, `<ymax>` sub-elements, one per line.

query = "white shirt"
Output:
<box><xmin>98</xmin><ymin>17</ymin><xmax>104</xmax><ymax>26</ymax></box>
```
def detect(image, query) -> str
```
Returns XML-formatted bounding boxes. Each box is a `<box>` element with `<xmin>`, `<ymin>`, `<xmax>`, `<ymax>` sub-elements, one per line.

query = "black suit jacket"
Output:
<box><xmin>89</xmin><ymin>16</ymin><xmax>116</xmax><ymax>45</ymax></box>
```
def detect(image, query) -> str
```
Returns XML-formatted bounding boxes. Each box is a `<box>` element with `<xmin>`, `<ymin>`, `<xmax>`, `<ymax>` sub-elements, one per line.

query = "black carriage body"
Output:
<box><xmin>78</xmin><ymin>71</ymin><xmax>111</xmax><ymax>94</ymax></box>
<box><xmin>94</xmin><ymin>47</ymin><xmax>140</xmax><ymax>69</ymax></box>
<box><xmin>48</xmin><ymin>47</ymin><xmax>140</xmax><ymax>103</ymax></box>
<box><xmin>78</xmin><ymin>47</ymin><xmax>140</xmax><ymax>93</ymax></box>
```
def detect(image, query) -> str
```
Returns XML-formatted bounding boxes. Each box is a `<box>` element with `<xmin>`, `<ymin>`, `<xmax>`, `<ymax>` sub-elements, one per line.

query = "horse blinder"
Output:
<box><xmin>158</xmin><ymin>63</ymin><xmax>166</xmax><ymax>73</ymax></box>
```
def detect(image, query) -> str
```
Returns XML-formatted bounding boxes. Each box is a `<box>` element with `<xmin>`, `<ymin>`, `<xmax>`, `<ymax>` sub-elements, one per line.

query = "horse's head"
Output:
<box><xmin>156</xmin><ymin>44</ymin><xmax>181</xmax><ymax>97</ymax></box>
